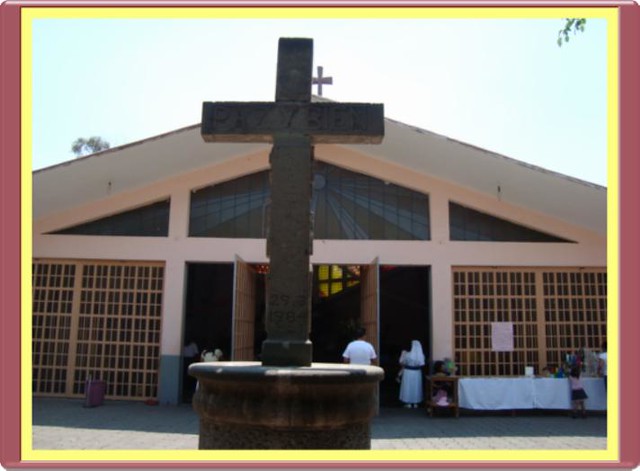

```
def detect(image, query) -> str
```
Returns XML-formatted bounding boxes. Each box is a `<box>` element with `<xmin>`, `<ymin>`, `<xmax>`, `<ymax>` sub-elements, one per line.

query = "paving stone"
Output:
<box><xmin>32</xmin><ymin>398</ymin><xmax>606</xmax><ymax>451</ymax></box>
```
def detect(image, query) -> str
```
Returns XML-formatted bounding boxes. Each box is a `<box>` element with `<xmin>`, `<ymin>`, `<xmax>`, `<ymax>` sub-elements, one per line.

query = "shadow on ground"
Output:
<box><xmin>33</xmin><ymin>397</ymin><xmax>606</xmax><ymax>441</ymax></box>
<box><xmin>371</xmin><ymin>407</ymin><xmax>607</xmax><ymax>440</ymax></box>
<box><xmin>33</xmin><ymin>398</ymin><xmax>198</xmax><ymax>435</ymax></box>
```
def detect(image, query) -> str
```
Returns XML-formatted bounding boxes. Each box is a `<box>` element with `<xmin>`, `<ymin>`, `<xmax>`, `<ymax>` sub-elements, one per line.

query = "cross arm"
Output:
<box><xmin>201</xmin><ymin>102</ymin><xmax>384</xmax><ymax>144</ymax></box>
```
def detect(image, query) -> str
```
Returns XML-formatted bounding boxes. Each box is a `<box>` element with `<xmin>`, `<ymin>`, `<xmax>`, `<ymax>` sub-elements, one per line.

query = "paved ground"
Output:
<box><xmin>31</xmin><ymin>397</ymin><xmax>607</xmax><ymax>450</ymax></box>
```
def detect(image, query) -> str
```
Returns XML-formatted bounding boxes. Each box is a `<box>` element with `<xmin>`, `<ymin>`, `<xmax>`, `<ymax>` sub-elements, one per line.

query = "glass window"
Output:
<box><xmin>189</xmin><ymin>162</ymin><xmax>430</xmax><ymax>240</ymax></box>
<box><xmin>312</xmin><ymin>163</ymin><xmax>429</xmax><ymax>240</ymax></box>
<box><xmin>449</xmin><ymin>202</ymin><xmax>573</xmax><ymax>242</ymax></box>
<box><xmin>189</xmin><ymin>171</ymin><xmax>269</xmax><ymax>238</ymax></box>
<box><xmin>315</xmin><ymin>264</ymin><xmax>361</xmax><ymax>298</ymax></box>
<box><xmin>51</xmin><ymin>200</ymin><xmax>170</xmax><ymax>237</ymax></box>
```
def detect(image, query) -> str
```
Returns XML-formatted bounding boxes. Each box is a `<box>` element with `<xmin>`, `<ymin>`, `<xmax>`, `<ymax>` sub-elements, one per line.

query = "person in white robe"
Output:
<box><xmin>398</xmin><ymin>340</ymin><xmax>426</xmax><ymax>408</ymax></box>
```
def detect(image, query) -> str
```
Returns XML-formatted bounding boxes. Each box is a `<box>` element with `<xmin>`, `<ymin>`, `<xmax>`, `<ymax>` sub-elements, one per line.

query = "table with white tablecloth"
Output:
<box><xmin>458</xmin><ymin>377</ymin><xmax>606</xmax><ymax>410</ymax></box>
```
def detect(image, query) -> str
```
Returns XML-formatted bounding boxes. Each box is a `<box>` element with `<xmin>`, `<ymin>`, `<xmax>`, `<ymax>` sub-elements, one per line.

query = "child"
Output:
<box><xmin>431</xmin><ymin>360</ymin><xmax>452</xmax><ymax>403</ymax></box>
<box><xmin>569</xmin><ymin>366</ymin><xmax>588</xmax><ymax>418</ymax></box>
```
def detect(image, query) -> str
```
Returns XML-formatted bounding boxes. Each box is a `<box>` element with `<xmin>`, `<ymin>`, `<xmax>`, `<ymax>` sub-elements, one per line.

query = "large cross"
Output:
<box><xmin>312</xmin><ymin>66</ymin><xmax>333</xmax><ymax>96</ymax></box>
<box><xmin>202</xmin><ymin>38</ymin><xmax>384</xmax><ymax>366</ymax></box>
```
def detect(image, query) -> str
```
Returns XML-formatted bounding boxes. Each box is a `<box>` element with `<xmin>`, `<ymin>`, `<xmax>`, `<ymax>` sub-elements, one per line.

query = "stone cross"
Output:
<box><xmin>312</xmin><ymin>66</ymin><xmax>333</xmax><ymax>96</ymax></box>
<box><xmin>202</xmin><ymin>38</ymin><xmax>384</xmax><ymax>366</ymax></box>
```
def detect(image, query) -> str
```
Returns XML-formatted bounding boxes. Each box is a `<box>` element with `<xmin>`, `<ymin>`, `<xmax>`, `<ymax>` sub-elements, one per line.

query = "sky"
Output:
<box><xmin>31</xmin><ymin>12</ymin><xmax>609</xmax><ymax>186</ymax></box>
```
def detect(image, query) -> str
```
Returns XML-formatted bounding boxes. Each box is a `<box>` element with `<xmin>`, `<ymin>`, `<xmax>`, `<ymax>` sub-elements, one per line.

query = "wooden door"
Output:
<box><xmin>360</xmin><ymin>258</ymin><xmax>380</xmax><ymax>412</ymax></box>
<box><xmin>232</xmin><ymin>256</ymin><xmax>256</xmax><ymax>361</ymax></box>
<box><xmin>360</xmin><ymin>257</ymin><xmax>380</xmax><ymax>355</ymax></box>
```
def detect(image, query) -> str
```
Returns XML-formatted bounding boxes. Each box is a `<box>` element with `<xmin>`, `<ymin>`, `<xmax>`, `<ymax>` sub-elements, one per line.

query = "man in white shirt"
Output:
<box><xmin>342</xmin><ymin>327</ymin><xmax>377</xmax><ymax>365</ymax></box>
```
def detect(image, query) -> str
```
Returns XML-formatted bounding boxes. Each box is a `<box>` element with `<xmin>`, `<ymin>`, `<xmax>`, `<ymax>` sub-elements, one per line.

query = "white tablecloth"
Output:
<box><xmin>459</xmin><ymin>377</ymin><xmax>606</xmax><ymax>410</ymax></box>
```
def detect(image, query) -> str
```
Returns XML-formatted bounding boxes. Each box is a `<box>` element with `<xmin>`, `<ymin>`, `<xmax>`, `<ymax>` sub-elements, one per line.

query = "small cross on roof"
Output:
<box><xmin>312</xmin><ymin>66</ymin><xmax>333</xmax><ymax>96</ymax></box>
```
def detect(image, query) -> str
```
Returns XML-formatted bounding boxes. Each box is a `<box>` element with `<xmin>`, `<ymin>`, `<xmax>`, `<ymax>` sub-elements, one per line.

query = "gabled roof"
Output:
<box><xmin>33</xmin><ymin>113</ymin><xmax>606</xmax><ymax>236</ymax></box>
<box><xmin>352</xmin><ymin>118</ymin><xmax>606</xmax><ymax>236</ymax></box>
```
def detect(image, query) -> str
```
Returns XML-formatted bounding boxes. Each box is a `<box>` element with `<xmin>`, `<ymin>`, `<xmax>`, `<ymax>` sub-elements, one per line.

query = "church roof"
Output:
<box><xmin>33</xmin><ymin>114</ymin><xmax>606</xmax><ymax>236</ymax></box>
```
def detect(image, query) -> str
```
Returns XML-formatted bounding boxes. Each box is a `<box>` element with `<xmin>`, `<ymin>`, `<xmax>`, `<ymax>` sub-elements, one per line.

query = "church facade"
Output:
<box><xmin>32</xmin><ymin>115</ymin><xmax>607</xmax><ymax>405</ymax></box>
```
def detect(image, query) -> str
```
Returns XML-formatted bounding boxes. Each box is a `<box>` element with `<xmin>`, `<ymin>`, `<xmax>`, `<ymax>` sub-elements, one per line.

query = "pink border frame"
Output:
<box><xmin>1</xmin><ymin>2</ymin><xmax>638</xmax><ymax>468</ymax></box>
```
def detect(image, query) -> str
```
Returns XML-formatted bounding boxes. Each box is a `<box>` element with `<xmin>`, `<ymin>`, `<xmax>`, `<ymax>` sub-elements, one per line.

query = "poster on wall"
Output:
<box><xmin>491</xmin><ymin>322</ymin><xmax>514</xmax><ymax>352</ymax></box>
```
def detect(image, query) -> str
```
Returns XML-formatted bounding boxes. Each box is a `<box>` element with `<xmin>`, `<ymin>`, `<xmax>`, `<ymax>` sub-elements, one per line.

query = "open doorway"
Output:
<box><xmin>182</xmin><ymin>262</ymin><xmax>430</xmax><ymax>406</ymax></box>
<box><xmin>310</xmin><ymin>264</ymin><xmax>431</xmax><ymax>406</ymax></box>
<box><xmin>182</xmin><ymin>263</ymin><xmax>233</xmax><ymax>402</ymax></box>
<box><xmin>182</xmin><ymin>262</ymin><xmax>268</xmax><ymax>401</ymax></box>
<box><xmin>378</xmin><ymin>266</ymin><xmax>431</xmax><ymax>407</ymax></box>
<box><xmin>310</xmin><ymin>265</ymin><xmax>362</xmax><ymax>362</ymax></box>
<box><xmin>183</xmin><ymin>264</ymin><xmax>233</xmax><ymax>355</ymax></box>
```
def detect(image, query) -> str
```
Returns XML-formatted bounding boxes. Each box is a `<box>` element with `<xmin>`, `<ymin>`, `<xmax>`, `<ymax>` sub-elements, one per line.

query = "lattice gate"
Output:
<box><xmin>452</xmin><ymin>267</ymin><xmax>607</xmax><ymax>376</ymax></box>
<box><xmin>32</xmin><ymin>259</ymin><xmax>164</xmax><ymax>400</ymax></box>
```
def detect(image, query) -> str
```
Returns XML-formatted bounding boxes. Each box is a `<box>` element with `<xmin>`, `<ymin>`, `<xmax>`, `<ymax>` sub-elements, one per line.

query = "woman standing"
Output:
<box><xmin>398</xmin><ymin>340</ymin><xmax>426</xmax><ymax>408</ymax></box>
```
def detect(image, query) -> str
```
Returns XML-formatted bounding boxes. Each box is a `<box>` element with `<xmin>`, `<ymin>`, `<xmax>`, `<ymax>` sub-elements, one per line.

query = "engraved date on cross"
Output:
<box><xmin>268</xmin><ymin>293</ymin><xmax>307</xmax><ymax>329</ymax></box>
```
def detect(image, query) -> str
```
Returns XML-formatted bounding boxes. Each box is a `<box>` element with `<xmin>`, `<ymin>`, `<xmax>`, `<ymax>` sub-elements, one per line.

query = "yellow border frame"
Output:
<box><xmin>21</xmin><ymin>6</ymin><xmax>619</xmax><ymax>464</ymax></box>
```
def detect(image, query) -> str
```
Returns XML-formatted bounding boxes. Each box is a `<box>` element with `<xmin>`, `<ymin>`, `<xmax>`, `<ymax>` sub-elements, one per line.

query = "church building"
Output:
<box><xmin>32</xmin><ymin>108</ymin><xmax>607</xmax><ymax>405</ymax></box>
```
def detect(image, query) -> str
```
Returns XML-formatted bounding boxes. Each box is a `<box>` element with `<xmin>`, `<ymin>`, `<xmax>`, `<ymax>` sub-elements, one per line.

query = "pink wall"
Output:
<box><xmin>33</xmin><ymin>145</ymin><xmax>606</xmax><ymax>360</ymax></box>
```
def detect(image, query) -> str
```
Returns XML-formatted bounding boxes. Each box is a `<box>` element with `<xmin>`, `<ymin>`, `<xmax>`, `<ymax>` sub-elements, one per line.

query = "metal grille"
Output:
<box><xmin>32</xmin><ymin>260</ymin><xmax>164</xmax><ymax>399</ymax></box>
<box><xmin>543</xmin><ymin>270</ymin><xmax>607</xmax><ymax>368</ymax></box>
<box><xmin>32</xmin><ymin>262</ymin><xmax>76</xmax><ymax>394</ymax></box>
<box><xmin>453</xmin><ymin>267</ymin><xmax>606</xmax><ymax>376</ymax></box>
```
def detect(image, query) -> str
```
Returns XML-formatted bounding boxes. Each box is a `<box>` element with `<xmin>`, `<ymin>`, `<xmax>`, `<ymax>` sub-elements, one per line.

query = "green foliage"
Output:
<box><xmin>71</xmin><ymin>136</ymin><xmax>110</xmax><ymax>156</ymax></box>
<box><xmin>558</xmin><ymin>18</ymin><xmax>586</xmax><ymax>47</ymax></box>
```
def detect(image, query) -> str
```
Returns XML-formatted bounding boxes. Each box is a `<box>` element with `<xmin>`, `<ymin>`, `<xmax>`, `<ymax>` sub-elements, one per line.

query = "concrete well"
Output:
<box><xmin>189</xmin><ymin>361</ymin><xmax>384</xmax><ymax>449</ymax></box>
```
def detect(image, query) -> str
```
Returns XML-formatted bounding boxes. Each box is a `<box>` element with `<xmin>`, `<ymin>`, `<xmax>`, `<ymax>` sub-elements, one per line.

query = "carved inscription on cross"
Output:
<box><xmin>202</xmin><ymin>38</ymin><xmax>384</xmax><ymax>366</ymax></box>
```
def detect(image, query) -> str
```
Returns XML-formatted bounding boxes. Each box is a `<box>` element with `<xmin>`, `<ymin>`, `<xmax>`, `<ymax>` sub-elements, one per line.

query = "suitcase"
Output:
<box><xmin>84</xmin><ymin>379</ymin><xmax>106</xmax><ymax>407</ymax></box>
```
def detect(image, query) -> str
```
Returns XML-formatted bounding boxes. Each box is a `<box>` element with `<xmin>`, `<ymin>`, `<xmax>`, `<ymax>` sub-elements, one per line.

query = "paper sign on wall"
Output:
<box><xmin>491</xmin><ymin>322</ymin><xmax>514</xmax><ymax>352</ymax></box>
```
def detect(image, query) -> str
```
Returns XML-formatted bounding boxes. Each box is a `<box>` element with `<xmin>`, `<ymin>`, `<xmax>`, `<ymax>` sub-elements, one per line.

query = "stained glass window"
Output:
<box><xmin>316</xmin><ymin>265</ymin><xmax>361</xmax><ymax>298</ymax></box>
<box><xmin>189</xmin><ymin>162</ymin><xmax>430</xmax><ymax>240</ymax></box>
